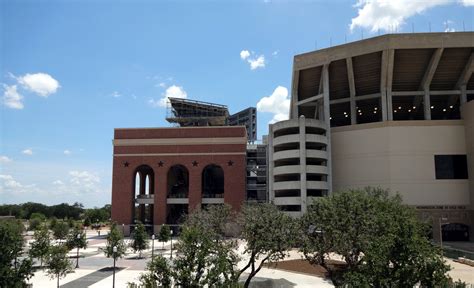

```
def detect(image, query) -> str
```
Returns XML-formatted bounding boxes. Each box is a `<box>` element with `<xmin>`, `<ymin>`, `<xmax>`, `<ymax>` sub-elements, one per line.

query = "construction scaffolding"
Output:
<box><xmin>166</xmin><ymin>97</ymin><xmax>229</xmax><ymax>127</ymax></box>
<box><xmin>246</xmin><ymin>143</ymin><xmax>268</xmax><ymax>203</ymax></box>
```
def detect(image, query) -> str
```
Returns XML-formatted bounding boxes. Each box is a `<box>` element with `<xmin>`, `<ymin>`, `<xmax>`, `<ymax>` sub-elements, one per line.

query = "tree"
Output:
<box><xmin>28</xmin><ymin>217</ymin><xmax>42</xmax><ymax>231</ymax></box>
<box><xmin>83</xmin><ymin>217</ymin><xmax>91</xmax><ymax>227</ymax></box>
<box><xmin>46</xmin><ymin>244</ymin><xmax>73</xmax><ymax>288</ymax></box>
<box><xmin>300</xmin><ymin>187</ymin><xmax>452</xmax><ymax>286</ymax></box>
<box><xmin>131</xmin><ymin>222</ymin><xmax>149</xmax><ymax>258</ymax></box>
<box><xmin>237</xmin><ymin>203</ymin><xmax>296</xmax><ymax>288</ymax></box>
<box><xmin>0</xmin><ymin>219</ymin><xmax>33</xmax><ymax>287</ymax></box>
<box><xmin>66</xmin><ymin>226</ymin><xmax>87</xmax><ymax>252</ymax></box>
<box><xmin>158</xmin><ymin>224</ymin><xmax>171</xmax><ymax>250</ymax></box>
<box><xmin>52</xmin><ymin>221</ymin><xmax>70</xmax><ymax>242</ymax></box>
<box><xmin>103</xmin><ymin>223</ymin><xmax>127</xmax><ymax>261</ymax></box>
<box><xmin>29</xmin><ymin>224</ymin><xmax>51</xmax><ymax>267</ymax></box>
<box><xmin>137</xmin><ymin>255</ymin><xmax>172</xmax><ymax>288</ymax></box>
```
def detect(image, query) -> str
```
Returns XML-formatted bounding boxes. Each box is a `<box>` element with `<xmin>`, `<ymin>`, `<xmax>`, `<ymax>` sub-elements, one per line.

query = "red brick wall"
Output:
<box><xmin>111</xmin><ymin>127</ymin><xmax>247</xmax><ymax>226</ymax></box>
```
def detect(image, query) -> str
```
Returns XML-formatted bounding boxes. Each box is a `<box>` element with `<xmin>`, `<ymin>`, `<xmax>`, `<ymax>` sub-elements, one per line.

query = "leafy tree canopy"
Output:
<box><xmin>300</xmin><ymin>187</ymin><xmax>452</xmax><ymax>287</ymax></box>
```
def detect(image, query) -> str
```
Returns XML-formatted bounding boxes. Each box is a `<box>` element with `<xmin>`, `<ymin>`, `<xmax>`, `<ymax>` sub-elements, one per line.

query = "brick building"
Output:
<box><xmin>111</xmin><ymin>126</ymin><xmax>247</xmax><ymax>235</ymax></box>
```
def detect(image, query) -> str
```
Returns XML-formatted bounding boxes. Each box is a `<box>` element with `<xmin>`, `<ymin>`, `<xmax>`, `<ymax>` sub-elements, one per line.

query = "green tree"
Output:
<box><xmin>131</xmin><ymin>222</ymin><xmax>149</xmax><ymax>258</ymax></box>
<box><xmin>66</xmin><ymin>226</ymin><xmax>87</xmax><ymax>252</ymax></box>
<box><xmin>30</xmin><ymin>212</ymin><xmax>46</xmax><ymax>221</ymax></box>
<box><xmin>158</xmin><ymin>224</ymin><xmax>171</xmax><ymax>250</ymax></box>
<box><xmin>46</xmin><ymin>244</ymin><xmax>73</xmax><ymax>288</ymax></box>
<box><xmin>49</xmin><ymin>217</ymin><xmax>58</xmax><ymax>230</ymax></box>
<box><xmin>138</xmin><ymin>255</ymin><xmax>172</xmax><ymax>288</ymax></box>
<box><xmin>28</xmin><ymin>217</ymin><xmax>42</xmax><ymax>231</ymax></box>
<box><xmin>238</xmin><ymin>203</ymin><xmax>296</xmax><ymax>288</ymax></box>
<box><xmin>29</xmin><ymin>224</ymin><xmax>51</xmax><ymax>267</ymax></box>
<box><xmin>103</xmin><ymin>223</ymin><xmax>127</xmax><ymax>260</ymax></box>
<box><xmin>52</xmin><ymin>221</ymin><xmax>70</xmax><ymax>242</ymax></box>
<box><xmin>300</xmin><ymin>187</ymin><xmax>452</xmax><ymax>286</ymax></box>
<box><xmin>83</xmin><ymin>217</ymin><xmax>91</xmax><ymax>227</ymax></box>
<box><xmin>0</xmin><ymin>219</ymin><xmax>33</xmax><ymax>287</ymax></box>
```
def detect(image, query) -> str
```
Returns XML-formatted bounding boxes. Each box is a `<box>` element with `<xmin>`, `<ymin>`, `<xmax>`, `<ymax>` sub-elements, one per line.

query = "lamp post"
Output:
<box><xmin>122</xmin><ymin>224</ymin><xmax>125</xmax><ymax>236</ymax></box>
<box><xmin>151</xmin><ymin>234</ymin><xmax>155</xmax><ymax>259</ymax></box>
<box><xmin>439</xmin><ymin>217</ymin><xmax>448</xmax><ymax>256</ymax></box>
<box><xmin>170</xmin><ymin>229</ymin><xmax>173</xmax><ymax>260</ymax></box>
<box><xmin>112</xmin><ymin>246</ymin><xmax>117</xmax><ymax>288</ymax></box>
<box><xmin>75</xmin><ymin>234</ymin><xmax>80</xmax><ymax>268</ymax></box>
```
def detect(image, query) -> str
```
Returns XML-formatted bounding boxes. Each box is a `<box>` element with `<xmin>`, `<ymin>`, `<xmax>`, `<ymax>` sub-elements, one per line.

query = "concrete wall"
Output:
<box><xmin>331</xmin><ymin>120</ymin><xmax>469</xmax><ymax>206</ymax></box>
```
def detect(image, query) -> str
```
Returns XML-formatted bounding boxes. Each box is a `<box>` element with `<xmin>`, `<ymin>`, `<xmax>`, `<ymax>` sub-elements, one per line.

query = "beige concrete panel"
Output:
<box><xmin>273</xmin><ymin>150</ymin><xmax>300</xmax><ymax>161</ymax></box>
<box><xmin>307</xmin><ymin>181</ymin><xmax>329</xmax><ymax>190</ymax></box>
<box><xmin>306</xmin><ymin>150</ymin><xmax>328</xmax><ymax>160</ymax></box>
<box><xmin>331</xmin><ymin>122</ymin><xmax>469</xmax><ymax>206</ymax></box>
<box><xmin>461</xmin><ymin>101</ymin><xmax>474</xmax><ymax>210</ymax></box>
<box><xmin>273</xmin><ymin>165</ymin><xmax>301</xmax><ymax>176</ymax></box>
<box><xmin>305</xmin><ymin>134</ymin><xmax>328</xmax><ymax>145</ymax></box>
<box><xmin>273</xmin><ymin>181</ymin><xmax>301</xmax><ymax>191</ymax></box>
<box><xmin>274</xmin><ymin>197</ymin><xmax>302</xmax><ymax>205</ymax></box>
<box><xmin>273</xmin><ymin>134</ymin><xmax>300</xmax><ymax>146</ymax></box>
<box><xmin>306</xmin><ymin>165</ymin><xmax>329</xmax><ymax>175</ymax></box>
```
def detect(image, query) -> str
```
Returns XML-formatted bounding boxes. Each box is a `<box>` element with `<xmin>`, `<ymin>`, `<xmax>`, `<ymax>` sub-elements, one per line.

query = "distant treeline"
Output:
<box><xmin>0</xmin><ymin>202</ymin><xmax>111</xmax><ymax>222</ymax></box>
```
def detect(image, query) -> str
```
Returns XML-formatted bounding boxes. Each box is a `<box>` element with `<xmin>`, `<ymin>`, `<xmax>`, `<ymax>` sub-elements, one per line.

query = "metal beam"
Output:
<box><xmin>357</xmin><ymin>93</ymin><xmax>381</xmax><ymax>101</ymax></box>
<box><xmin>393</xmin><ymin>90</ymin><xmax>461</xmax><ymax>96</ymax></box>
<box><xmin>330</xmin><ymin>98</ymin><xmax>350</xmax><ymax>105</ymax></box>
<box><xmin>386</xmin><ymin>49</ymin><xmax>395</xmax><ymax>121</ymax></box>
<box><xmin>346</xmin><ymin>57</ymin><xmax>357</xmax><ymax>124</ymax></box>
<box><xmin>297</xmin><ymin>93</ymin><xmax>324</xmax><ymax>106</ymax></box>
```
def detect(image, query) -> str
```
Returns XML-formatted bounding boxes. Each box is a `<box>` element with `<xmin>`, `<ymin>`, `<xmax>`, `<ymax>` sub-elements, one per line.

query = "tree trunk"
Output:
<box><xmin>57</xmin><ymin>274</ymin><xmax>59</xmax><ymax>288</ymax></box>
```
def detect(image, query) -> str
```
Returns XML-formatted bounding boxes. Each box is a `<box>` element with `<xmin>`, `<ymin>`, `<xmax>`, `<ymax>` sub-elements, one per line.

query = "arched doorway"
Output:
<box><xmin>133</xmin><ymin>165</ymin><xmax>154</xmax><ymax>230</ymax></box>
<box><xmin>202</xmin><ymin>164</ymin><xmax>224</xmax><ymax>198</ymax></box>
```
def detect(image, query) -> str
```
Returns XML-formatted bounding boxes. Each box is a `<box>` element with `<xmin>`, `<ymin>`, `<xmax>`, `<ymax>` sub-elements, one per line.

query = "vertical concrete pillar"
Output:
<box><xmin>380</xmin><ymin>50</ymin><xmax>388</xmax><ymax>122</ymax></box>
<box><xmin>268</xmin><ymin>124</ymin><xmax>274</xmax><ymax>203</ymax></box>
<box><xmin>322</xmin><ymin>63</ymin><xmax>333</xmax><ymax>194</ymax></box>
<box><xmin>424</xmin><ymin>90</ymin><xmax>432</xmax><ymax>120</ymax></box>
<box><xmin>299</xmin><ymin>117</ymin><xmax>307</xmax><ymax>214</ymax></box>
<box><xmin>386</xmin><ymin>49</ymin><xmax>394</xmax><ymax>121</ymax></box>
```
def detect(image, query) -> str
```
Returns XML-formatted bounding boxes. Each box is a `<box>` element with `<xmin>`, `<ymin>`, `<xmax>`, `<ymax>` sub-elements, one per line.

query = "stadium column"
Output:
<box><xmin>322</xmin><ymin>63</ymin><xmax>332</xmax><ymax>195</ymax></box>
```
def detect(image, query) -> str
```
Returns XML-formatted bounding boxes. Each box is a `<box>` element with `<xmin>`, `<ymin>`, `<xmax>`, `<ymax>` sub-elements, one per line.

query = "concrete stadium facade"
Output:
<box><xmin>269</xmin><ymin>32</ymin><xmax>474</xmax><ymax>241</ymax></box>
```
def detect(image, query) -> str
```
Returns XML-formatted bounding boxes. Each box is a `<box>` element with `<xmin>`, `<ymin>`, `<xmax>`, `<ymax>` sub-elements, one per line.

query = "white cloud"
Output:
<box><xmin>22</xmin><ymin>149</ymin><xmax>33</xmax><ymax>155</ymax></box>
<box><xmin>272</xmin><ymin>50</ymin><xmax>279</xmax><ymax>56</ymax></box>
<box><xmin>158</xmin><ymin>82</ymin><xmax>167</xmax><ymax>88</ymax></box>
<box><xmin>63</xmin><ymin>150</ymin><xmax>71</xmax><ymax>155</ymax></box>
<box><xmin>0</xmin><ymin>156</ymin><xmax>12</xmax><ymax>163</ymax></box>
<box><xmin>240</xmin><ymin>50</ymin><xmax>266</xmax><ymax>70</ymax></box>
<box><xmin>2</xmin><ymin>85</ymin><xmax>24</xmax><ymax>109</ymax></box>
<box><xmin>69</xmin><ymin>170</ymin><xmax>100</xmax><ymax>191</ymax></box>
<box><xmin>249</xmin><ymin>55</ymin><xmax>266</xmax><ymax>70</ymax></box>
<box><xmin>460</xmin><ymin>0</ymin><xmax>474</xmax><ymax>6</ymax></box>
<box><xmin>110</xmin><ymin>91</ymin><xmax>121</xmax><ymax>98</ymax></box>
<box><xmin>257</xmin><ymin>86</ymin><xmax>290</xmax><ymax>124</ymax></box>
<box><xmin>17</xmin><ymin>73</ymin><xmax>60</xmax><ymax>97</ymax></box>
<box><xmin>0</xmin><ymin>175</ymin><xmax>23</xmax><ymax>190</ymax></box>
<box><xmin>149</xmin><ymin>85</ymin><xmax>188</xmax><ymax>108</ymax></box>
<box><xmin>350</xmin><ymin>0</ymin><xmax>453</xmax><ymax>32</ymax></box>
<box><xmin>240</xmin><ymin>50</ymin><xmax>250</xmax><ymax>60</ymax></box>
<box><xmin>53</xmin><ymin>180</ymin><xmax>64</xmax><ymax>185</ymax></box>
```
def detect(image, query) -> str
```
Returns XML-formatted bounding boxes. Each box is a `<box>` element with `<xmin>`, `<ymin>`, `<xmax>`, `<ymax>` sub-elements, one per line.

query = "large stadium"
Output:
<box><xmin>268</xmin><ymin>32</ymin><xmax>474</xmax><ymax>241</ymax></box>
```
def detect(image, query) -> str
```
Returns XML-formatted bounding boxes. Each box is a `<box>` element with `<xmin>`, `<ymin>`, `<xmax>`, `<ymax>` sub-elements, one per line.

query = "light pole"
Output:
<box><xmin>170</xmin><ymin>229</ymin><xmax>173</xmax><ymax>260</ymax></box>
<box><xmin>75</xmin><ymin>234</ymin><xmax>80</xmax><ymax>268</ymax></box>
<box><xmin>112</xmin><ymin>246</ymin><xmax>117</xmax><ymax>288</ymax></box>
<box><xmin>122</xmin><ymin>224</ymin><xmax>125</xmax><ymax>236</ymax></box>
<box><xmin>439</xmin><ymin>217</ymin><xmax>448</xmax><ymax>256</ymax></box>
<box><xmin>151</xmin><ymin>234</ymin><xmax>155</xmax><ymax>259</ymax></box>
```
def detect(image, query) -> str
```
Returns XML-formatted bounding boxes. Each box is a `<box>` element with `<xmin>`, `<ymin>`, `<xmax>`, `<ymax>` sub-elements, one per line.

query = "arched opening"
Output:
<box><xmin>133</xmin><ymin>165</ymin><xmax>154</xmax><ymax>229</ymax></box>
<box><xmin>167</xmin><ymin>165</ymin><xmax>189</xmax><ymax>198</ymax></box>
<box><xmin>442</xmin><ymin>223</ymin><xmax>470</xmax><ymax>241</ymax></box>
<box><xmin>202</xmin><ymin>164</ymin><xmax>224</xmax><ymax>198</ymax></box>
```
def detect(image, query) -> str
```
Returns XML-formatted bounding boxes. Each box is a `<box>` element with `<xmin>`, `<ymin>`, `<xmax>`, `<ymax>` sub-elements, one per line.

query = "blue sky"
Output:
<box><xmin>1</xmin><ymin>0</ymin><xmax>473</xmax><ymax>207</ymax></box>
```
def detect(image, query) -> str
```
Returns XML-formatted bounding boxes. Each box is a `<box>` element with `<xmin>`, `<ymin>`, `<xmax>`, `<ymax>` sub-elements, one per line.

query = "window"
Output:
<box><xmin>435</xmin><ymin>155</ymin><xmax>468</xmax><ymax>179</ymax></box>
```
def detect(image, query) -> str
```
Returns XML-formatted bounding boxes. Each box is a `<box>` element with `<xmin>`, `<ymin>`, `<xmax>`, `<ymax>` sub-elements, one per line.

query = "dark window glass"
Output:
<box><xmin>435</xmin><ymin>155</ymin><xmax>468</xmax><ymax>179</ymax></box>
